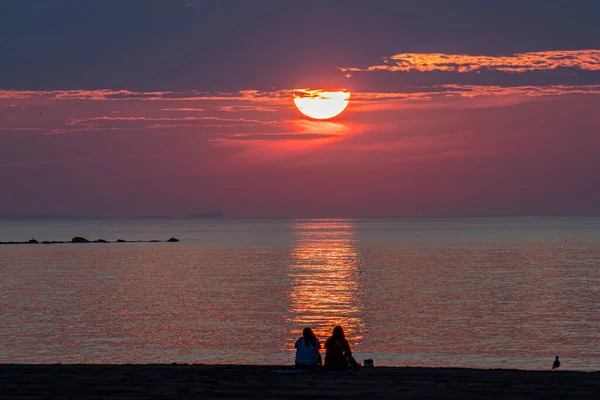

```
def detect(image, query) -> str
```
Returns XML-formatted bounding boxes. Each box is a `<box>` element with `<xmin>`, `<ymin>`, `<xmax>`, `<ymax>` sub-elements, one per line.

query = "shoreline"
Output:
<box><xmin>2</xmin><ymin>364</ymin><xmax>599</xmax><ymax>399</ymax></box>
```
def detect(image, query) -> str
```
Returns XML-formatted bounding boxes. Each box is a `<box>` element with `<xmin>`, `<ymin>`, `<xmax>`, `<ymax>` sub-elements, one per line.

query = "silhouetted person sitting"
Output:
<box><xmin>552</xmin><ymin>356</ymin><xmax>560</xmax><ymax>370</ymax></box>
<box><xmin>324</xmin><ymin>325</ymin><xmax>359</xmax><ymax>369</ymax></box>
<box><xmin>295</xmin><ymin>327</ymin><xmax>322</xmax><ymax>368</ymax></box>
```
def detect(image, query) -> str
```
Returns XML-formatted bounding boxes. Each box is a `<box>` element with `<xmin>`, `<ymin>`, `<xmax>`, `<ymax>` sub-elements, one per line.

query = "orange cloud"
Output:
<box><xmin>342</xmin><ymin>84</ymin><xmax>600</xmax><ymax>113</ymax></box>
<box><xmin>0</xmin><ymin>127</ymin><xmax>44</xmax><ymax>131</ymax></box>
<box><xmin>3</xmin><ymin>84</ymin><xmax>599</xmax><ymax>111</ymax></box>
<box><xmin>352</xmin><ymin>84</ymin><xmax>600</xmax><ymax>102</ymax></box>
<box><xmin>218</xmin><ymin>105</ymin><xmax>280</xmax><ymax>112</ymax></box>
<box><xmin>341</xmin><ymin>50</ymin><xmax>600</xmax><ymax>73</ymax></box>
<box><xmin>161</xmin><ymin>108</ymin><xmax>205</xmax><ymax>112</ymax></box>
<box><xmin>3</xmin><ymin>83</ymin><xmax>600</xmax><ymax>139</ymax></box>
<box><xmin>66</xmin><ymin>116</ymin><xmax>278</xmax><ymax>126</ymax></box>
<box><xmin>223</xmin><ymin>133</ymin><xmax>336</xmax><ymax>141</ymax></box>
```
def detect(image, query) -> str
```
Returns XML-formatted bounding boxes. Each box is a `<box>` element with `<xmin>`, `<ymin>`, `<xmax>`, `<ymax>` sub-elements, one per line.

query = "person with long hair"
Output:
<box><xmin>324</xmin><ymin>325</ymin><xmax>359</xmax><ymax>369</ymax></box>
<box><xmin>294</xmin><ymin>327</ymin><xmax>322</xmax><ymax>368</ymax></box>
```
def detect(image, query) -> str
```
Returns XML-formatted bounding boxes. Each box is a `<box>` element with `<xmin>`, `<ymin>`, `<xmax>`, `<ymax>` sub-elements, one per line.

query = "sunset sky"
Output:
<box><xmin>2</xmin><ymin>0</ymin><xmax>600</xmax><ymax>218</ymax></box>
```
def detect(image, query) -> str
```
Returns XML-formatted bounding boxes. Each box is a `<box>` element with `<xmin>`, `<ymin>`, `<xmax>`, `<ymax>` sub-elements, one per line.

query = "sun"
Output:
<box><xmin>293</xmin><ymin>89</ymin><xmax>350</xmax><ymax>120</ymax></box>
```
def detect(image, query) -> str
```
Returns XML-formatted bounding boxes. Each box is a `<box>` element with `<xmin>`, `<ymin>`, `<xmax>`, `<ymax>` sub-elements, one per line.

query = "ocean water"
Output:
<box><xmin>1</xmin><ymin>217</ymin><xmax>599</xmax><ymax>370</ymax></box>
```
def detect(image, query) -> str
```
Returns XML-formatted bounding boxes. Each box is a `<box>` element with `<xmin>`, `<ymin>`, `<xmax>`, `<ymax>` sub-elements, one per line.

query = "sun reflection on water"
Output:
<box><xmin>285</xmin><ymin>220</ymin><xmax>363</xmax><ymax>350</ymax></box>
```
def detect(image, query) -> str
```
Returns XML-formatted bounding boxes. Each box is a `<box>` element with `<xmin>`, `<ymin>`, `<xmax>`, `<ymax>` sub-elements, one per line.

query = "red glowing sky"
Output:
<box><xmin>2</xmin><ymin>2</ymin><xmax>600</xmax><ymax>218</ymax></box>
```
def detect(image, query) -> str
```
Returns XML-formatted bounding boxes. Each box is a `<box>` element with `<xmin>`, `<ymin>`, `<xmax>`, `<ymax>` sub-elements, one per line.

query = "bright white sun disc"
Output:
<box><xmin>293</xmin><ymin>89</ymin><xmax>350</xmax><ymax>120</ymax></box>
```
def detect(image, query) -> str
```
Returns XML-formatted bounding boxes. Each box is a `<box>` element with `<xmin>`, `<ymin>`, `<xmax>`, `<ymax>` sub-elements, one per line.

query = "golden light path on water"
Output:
<box><xmin>285</xmin><ymin>220</ymin><xmax>364</xmax><ymax>350</ymax></box>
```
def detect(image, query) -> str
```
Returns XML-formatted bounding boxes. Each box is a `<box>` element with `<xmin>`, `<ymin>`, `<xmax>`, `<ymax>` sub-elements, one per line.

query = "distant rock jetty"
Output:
<box><xmin>0</xmin><ymin>236</ymin><xmax>180</xmax><ymax>245</ymax></box>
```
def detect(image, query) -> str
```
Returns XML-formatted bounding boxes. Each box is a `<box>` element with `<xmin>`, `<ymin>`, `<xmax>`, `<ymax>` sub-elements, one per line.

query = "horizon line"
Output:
<box><xmin>1</xmin><ymin>213</ymin><xmax>600</xmax><ymax>221</ymax></box>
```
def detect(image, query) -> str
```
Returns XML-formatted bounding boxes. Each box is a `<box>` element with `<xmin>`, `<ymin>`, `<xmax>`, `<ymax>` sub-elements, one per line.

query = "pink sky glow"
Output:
<box><xmin>2</xmin><ymin>50</ymin><xmax>600</xmax><ymax>217</ymax></box>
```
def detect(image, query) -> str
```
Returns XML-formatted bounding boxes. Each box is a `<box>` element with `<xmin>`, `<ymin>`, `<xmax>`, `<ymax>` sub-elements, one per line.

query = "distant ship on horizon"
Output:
<box><xmin>185</xmin><ymin>208</ymin><xmax>225</xmax><ymax>220</ymax></box>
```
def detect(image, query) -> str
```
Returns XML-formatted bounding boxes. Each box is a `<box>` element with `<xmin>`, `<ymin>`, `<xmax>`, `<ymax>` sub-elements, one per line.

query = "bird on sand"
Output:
<box><xmin>552</xmin><ymin>356</ymin><xmax>560</xmax><ymax>370</ymax></box>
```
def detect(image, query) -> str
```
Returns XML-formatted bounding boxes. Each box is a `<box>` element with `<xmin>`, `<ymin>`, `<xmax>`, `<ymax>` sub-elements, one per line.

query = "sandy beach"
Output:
<box><xmin>1</xmin><ymin>364</ymin><xmax>598</xmax><ymax>399</ymax></box>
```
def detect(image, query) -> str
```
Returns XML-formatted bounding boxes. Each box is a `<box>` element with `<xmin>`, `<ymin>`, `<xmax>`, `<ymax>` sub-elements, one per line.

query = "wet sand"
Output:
<box><xmin>1</xmin><ymin>364</ymin><xmax>598</xmax><ymax>399</ymax></box>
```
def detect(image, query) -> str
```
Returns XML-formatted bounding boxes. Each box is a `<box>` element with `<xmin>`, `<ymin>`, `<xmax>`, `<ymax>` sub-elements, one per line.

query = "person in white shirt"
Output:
<box><xmin>294</xmin><ymin>327</ymin><xmax>322</xmax><ymax>368</ymax></box>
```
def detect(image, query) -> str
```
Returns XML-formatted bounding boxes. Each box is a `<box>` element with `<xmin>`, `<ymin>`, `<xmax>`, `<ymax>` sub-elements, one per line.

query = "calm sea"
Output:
<box><xmin>1</xmin><ymin>217</ymin><xmax>599</xmax><ymax>370</ymax></box>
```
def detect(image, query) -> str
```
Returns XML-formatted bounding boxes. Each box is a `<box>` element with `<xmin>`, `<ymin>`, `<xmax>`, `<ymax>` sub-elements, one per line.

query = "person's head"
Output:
<box><xmin>332</xmin><ymin>325</ymin><xmax>345</xmax><ymax>340</ymax></box>
<box><xmin>302</xmin><ymin>327</ymin><xmax>317</xmax><ymax>346</ymax></box>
